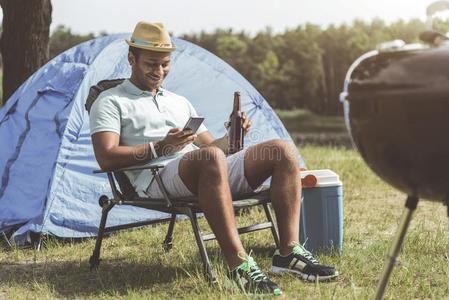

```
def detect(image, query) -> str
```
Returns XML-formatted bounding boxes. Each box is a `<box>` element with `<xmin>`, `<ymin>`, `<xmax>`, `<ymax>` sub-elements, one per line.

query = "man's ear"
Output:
<box><xmin>128</xmin><ymin>52</ymin><xmax>135</xmax><ymax>66</ymax></box>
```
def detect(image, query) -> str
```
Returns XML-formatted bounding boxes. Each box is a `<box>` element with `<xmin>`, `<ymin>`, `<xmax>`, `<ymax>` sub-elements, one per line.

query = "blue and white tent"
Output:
<box><xmin>0</xmin><ymin>34</ymin><xmax>304</xmax><ymax>243</ymax></box>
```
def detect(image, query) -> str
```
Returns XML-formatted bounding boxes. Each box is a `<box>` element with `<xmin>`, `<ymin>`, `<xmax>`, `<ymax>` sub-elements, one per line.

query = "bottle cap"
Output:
<box><xmin>301</xmin><ymin>174</ymin><xmax>317</xmax><ymax>187</ymax></box>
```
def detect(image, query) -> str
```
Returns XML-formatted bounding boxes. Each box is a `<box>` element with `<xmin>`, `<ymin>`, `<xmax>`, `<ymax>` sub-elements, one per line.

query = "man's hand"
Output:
<box><xmin>224</xmin><ymin>111</ymin><xmax>252</xmax><ymax>136</ymax></box>
<box><xmin>157</xmin><ymin>128</ymin><xmax>196</xmax><ymax>156</ymax></box>
<box><xmin>241</xmin><ymin>111</ymin><xmax>251</xmax><ymax>136</ymax></box>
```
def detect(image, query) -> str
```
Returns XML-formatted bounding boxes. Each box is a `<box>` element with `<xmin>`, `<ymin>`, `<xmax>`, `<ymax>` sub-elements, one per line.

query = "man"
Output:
<box><xmin>89</xmin><ymin>21</ymin><xmax>338</xmax><ymax>295</ymax></box>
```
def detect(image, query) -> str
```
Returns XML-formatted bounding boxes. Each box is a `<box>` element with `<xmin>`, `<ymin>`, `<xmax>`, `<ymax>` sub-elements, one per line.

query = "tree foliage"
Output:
<box><xmin>49</xmin><ymin>25</ymin><xmax>95</xmax><ymax>59</ymax></box>
<box><xmin>181</xmin><ymin>18</ymin><xmax>449</xmax><ymax>115</ymax></box>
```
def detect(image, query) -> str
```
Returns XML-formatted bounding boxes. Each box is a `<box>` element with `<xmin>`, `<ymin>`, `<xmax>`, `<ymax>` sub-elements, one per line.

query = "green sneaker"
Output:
<box><xmin>229</xmin><ymin>252</ymin><xmax>282</xmax><ymax>295</ymax></box>
<box><xmin>271</xmin><ymin>242</ymin><xmax>339</xmax><ymax>281</ymax></box>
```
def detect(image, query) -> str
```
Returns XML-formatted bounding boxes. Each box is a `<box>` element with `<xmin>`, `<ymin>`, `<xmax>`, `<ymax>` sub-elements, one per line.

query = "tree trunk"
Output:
<box><xmin>0</xmin><ymin>0</ymin><xmax>52</xmax><ymax>104</ymax></box>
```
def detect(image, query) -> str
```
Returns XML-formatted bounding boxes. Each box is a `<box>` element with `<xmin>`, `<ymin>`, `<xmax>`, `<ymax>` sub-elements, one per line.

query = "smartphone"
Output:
<box><xmin>183</xmin><ymin>117</ymin><xmax>205</xmax><ymax>134</ymax></box>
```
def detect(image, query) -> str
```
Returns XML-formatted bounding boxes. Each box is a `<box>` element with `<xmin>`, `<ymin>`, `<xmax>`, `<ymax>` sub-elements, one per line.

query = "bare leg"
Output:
<box><xmin>244</xmin><ymin>140</ymin><xmax>301</xmax><ymax>256</ymax></box>
<box><xmin>178</xmin><ymin>146</ymin><xmax>245</xmax><ymax>269</ymax></box>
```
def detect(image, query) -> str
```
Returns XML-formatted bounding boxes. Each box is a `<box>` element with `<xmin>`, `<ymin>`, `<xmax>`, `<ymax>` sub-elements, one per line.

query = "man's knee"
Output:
<box><xmin>259</xmin><ymin>139</ymin><xmax>298</xmax><ymax>163</ymax></box>
<box><xmin>179</xmin><ymin>147</ymin><xmax>227</xmax><ymax>189</ymax></box>
<box><xmin>196</xmin><ymin>147</ymin><xmax>227</xmax><ymax>174</ymax></box>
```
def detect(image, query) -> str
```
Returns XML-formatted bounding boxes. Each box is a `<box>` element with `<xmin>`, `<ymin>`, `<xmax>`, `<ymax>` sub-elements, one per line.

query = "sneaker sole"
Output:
<box><xmin>231</xmin><ymin>277</ymin><xmax>282</xmax><ymax>296</ymax></box>
<box><xmin>271</xmin><ymin>266</ymin><xmax>339</xmax><ymax>282</ymax></box>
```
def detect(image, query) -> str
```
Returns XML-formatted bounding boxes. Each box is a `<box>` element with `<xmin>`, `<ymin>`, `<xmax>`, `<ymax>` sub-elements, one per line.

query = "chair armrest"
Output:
<box><xmin>93</xmin><ymin>163</ymin><xmax>165</xmax><ymax>174</ymax></box>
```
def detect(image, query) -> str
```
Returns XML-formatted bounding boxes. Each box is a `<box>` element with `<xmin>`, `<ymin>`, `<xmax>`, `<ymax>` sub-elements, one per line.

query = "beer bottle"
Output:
<box><xmin>228</xmin><ymin>91</ymin><xmax>244</xmax><ymax>154</ymax></box>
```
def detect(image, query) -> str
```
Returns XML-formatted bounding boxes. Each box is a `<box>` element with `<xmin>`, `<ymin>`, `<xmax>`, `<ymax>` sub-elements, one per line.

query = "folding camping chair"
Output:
<box><xmin>86</xmin><ymin>80</ymin><xmax>280</xmax><ymax>283</ymax></box>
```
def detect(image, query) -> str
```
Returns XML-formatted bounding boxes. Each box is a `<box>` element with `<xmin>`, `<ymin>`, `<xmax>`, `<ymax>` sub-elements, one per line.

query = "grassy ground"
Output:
<box><xmin>1</xmin><ymin>146</ymin><xmax>448</xmax><ymax>299</ymax></box>
<box><xmin>275</xmin><ymin>110</ymin><xmax>351</xmax><ymax>147</ymax></box>
<box><xmin>275</xmin><ymin>110</ymin><xmax>346</xmax><ymax>134</ymax></box>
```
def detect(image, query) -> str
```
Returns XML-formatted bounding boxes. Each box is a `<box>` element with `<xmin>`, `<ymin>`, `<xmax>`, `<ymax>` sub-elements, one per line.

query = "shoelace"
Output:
<box><xmin>291</xmin><ymin>241</ymin><xmax>319</xmax><ymax>264</ymax></box>
<box><xmin>237</xmin><ymin>251</ymin><xmax>268</xmax><ymax>283</ymax></box>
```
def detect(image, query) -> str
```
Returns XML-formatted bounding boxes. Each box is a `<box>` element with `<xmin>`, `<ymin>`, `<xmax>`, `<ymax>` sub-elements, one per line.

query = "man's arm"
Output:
<box><xmin>194</xmin><ymin>131</ymin><xmax>229</xmax><ymax>154</ymax></box>
<box><xmin>194</xmin><ymin>111</ymin><xmax>251</xmax><ymax>154</ymax></box>
<box><xmin>91</xmin><ymin>131</ymin><xmax>160</xmax><ymax>171</ymax></box>
<box><xmin>92</xmin><ymin>128</ymin><xmax>195</xmax><ymax>171</ymax></box>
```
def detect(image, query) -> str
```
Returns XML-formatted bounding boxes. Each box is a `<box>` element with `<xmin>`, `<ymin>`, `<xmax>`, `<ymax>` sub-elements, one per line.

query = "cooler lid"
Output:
<box><xmin>301</xmin><ymin>169</ymin><xmax>342</xmax><ymax>188</ymax></box>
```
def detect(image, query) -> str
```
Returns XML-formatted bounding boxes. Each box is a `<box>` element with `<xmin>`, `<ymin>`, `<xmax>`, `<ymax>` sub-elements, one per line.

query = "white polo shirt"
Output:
<box><xmin>89</xmin><ymin>79</ymin><xmax>208</xmax><ymax>194</ymax></box>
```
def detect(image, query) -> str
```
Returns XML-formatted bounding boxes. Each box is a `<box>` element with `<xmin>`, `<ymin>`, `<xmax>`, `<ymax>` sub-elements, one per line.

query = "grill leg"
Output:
<box><xmin>375</xmin><ymin>195</ymin><xmax>418</xmax><ymax>300</ymax></box>
<box><xmin>90</xmin><ymin>199</ymin><xmax>113</xmax><ymax>270</ymax></box>
<box><xmin>163</xmin><ymin>214</ymin><xmax>176</xmax><ymax>252</ymax></box>
<box><xmin>263</xmin><ymin>203</ymin><xmax>280</xmax><ymax>249</ymax></box>
<box><xmin>186</xmin><ymin>209</ymin><xmax>217</xmax><ymax>284</ymax></box>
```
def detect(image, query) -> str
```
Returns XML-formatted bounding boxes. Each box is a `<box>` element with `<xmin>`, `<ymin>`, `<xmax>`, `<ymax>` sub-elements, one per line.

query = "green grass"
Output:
<box><xmin>1</xmin><ymin>146</ymin><xmax>448</xmax><ymax>299</ymax></box>
<box><xmin>276</xmin><ymin>109</ymin><xmax>351</xmax><ymax>147</ymax></box>
<box><xmin>275</xmin><ymin>109</ymin><xmax>346</xmax><ymax>134</ymax></box>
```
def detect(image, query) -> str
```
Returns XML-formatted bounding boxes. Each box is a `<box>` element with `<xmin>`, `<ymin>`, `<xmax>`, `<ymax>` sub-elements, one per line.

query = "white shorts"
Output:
<box><xmin>144</xmin><ymin>147</ymin><xmax>265</xmax><ymax>199</ymax></box>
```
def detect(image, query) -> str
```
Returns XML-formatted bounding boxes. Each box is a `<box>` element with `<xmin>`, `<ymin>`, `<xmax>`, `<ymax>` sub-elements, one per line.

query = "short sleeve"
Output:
<box><xmin>185</xmin><ymin>98</ymin><xmax>208</xmax><ymax>135</ymax></box>
<box><xmin>89</xmin><ymin>94</ymin><xmax>121</xmax><ymax>135</ymax></box>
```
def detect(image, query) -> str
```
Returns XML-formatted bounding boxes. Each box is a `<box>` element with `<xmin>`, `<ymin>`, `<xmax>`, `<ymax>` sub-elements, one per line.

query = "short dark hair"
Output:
<box><xmin>129</xmin><ymin>46</ymin><xmax>142</xmax><ymax>60</ymax></box>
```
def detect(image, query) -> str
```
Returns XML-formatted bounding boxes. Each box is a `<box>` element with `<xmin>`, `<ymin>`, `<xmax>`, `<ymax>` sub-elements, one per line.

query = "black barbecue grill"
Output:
<box><xmin>340</xmin><ymin>2</ymin><xmax>449</xmax><ymax>298</ymax></box>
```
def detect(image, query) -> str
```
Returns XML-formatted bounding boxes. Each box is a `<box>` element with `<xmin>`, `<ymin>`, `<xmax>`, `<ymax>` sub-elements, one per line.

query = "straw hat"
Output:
<box><xmin>126</xmin><ymin>22</ymin><xmax>176</xmax><ymax>52</ymax></box>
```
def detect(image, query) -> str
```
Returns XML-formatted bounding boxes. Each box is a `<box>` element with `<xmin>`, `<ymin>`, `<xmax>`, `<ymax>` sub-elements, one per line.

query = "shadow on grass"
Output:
<box><xmin>0</xmin><ymin>258</ymin><xmax>190</xmax><ymax>297</ymax></box>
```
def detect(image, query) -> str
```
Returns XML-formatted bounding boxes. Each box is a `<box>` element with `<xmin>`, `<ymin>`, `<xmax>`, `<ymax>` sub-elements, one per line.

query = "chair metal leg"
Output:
<box><xmin>1</xmin><ymin>231</ymin><xmax>12</xmax><ymax>248</ymax></box>
<box><xmin>263</xmin><ymin>203</ymin><xmax>280</xmax><ymax>248</ymax></box>
<box><xmin>90</xmin><ymin>197</ymin><xmax>113</xmax><ymax>270</ymax></box>
<box><xmin>375</xmin><ymin>195</ymin><xmax>418</xmax><ymax>300</ymax></box>
<box><xmin>163</xmin><ymin>214</ymin><xmax>177</xmax><ymax>252</ymax></box>
<box><xmin>186</xmin><ymin>208</ymin><xmax>217</xmax><ymax>284</ymax></box>
<box><xmin>30</xmin><ymin>232</ymin><xmax>42</xmax><ymax>251</ymax></box>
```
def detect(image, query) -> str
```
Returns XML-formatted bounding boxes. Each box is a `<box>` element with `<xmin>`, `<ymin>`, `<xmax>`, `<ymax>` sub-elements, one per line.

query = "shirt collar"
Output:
<box><xmin>123</xmin><ymin>79</ymin><xmax>165</xmax><ymax>97</ymax></box>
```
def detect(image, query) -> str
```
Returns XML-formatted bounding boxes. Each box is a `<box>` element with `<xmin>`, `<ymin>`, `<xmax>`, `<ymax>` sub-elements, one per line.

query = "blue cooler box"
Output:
<box><xmin>299</xmin><ymin>169</ymin><xmax>343</xmax><ymax>254</ymax></box>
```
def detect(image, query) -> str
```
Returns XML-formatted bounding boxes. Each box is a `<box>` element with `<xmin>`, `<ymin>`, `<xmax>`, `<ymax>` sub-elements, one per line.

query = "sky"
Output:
<box><xmin>1</xmin><ymin>0</ymin><xmax>446</xmax><ymax>36</ymax></box>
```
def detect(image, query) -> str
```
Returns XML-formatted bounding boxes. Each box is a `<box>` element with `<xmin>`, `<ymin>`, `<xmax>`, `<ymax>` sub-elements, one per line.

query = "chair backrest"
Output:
<box><xmin>86</xmin><ymin>79</ymin><xmax>139</xmax><ymax>200</ymax></box>
<box><xmin>85</xmin><ymin>78</ymin><xmax>125</xmax><ymax>113</ymax></box>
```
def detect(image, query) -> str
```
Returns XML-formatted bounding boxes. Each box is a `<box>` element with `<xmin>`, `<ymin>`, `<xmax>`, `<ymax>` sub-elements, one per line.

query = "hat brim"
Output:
<box><xmin>126</xmin><ymin>40</ymin><xmax>176</xmax><ymax>52</ymax></box>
